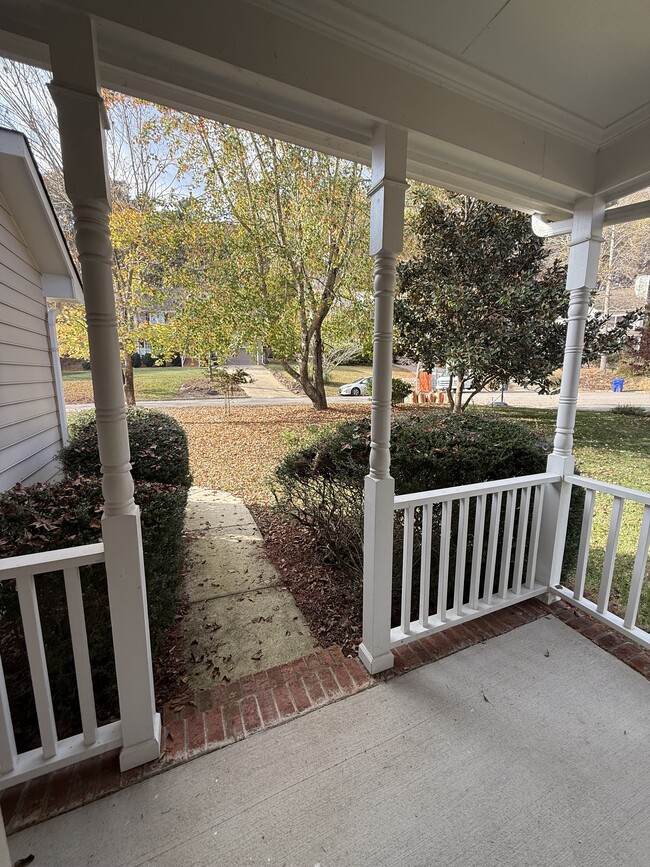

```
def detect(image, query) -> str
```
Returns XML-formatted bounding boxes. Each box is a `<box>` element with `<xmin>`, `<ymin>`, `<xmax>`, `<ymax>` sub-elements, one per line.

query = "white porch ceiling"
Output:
<box><xmin>0</xmin><ymin>0</ymin><xmax>649</xmax><ymax>217</ymax></box>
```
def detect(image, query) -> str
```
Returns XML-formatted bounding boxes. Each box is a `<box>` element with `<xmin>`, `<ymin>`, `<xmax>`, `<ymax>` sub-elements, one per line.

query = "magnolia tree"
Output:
<box><xmin>396</xmin><ymin>189</ymin><xmax>638</xmax><ymax>413</ymax></box>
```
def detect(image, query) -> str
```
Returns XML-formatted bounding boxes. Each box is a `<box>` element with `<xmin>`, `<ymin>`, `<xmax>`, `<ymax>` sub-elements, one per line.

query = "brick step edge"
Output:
<box><xmin>160</xmin><ymin>646</ymin><xmax>374</xmax><ymax>764</ymax></box>
<box><xmin>4</xmin><ymin>598</ymin><xmax>648</xmax><ymax>836</ymax></box>
<box><xmin>1</xmin><ymin>646</ymin><xmax>374</xmax><ymax>836</ymax></box>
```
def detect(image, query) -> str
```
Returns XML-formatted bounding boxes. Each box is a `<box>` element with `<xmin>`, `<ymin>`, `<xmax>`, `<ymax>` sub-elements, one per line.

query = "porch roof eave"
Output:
<box><xmin>1</xmin><ymin>0</ymin><xmax>650</xmax><ymax>217</ymax></box>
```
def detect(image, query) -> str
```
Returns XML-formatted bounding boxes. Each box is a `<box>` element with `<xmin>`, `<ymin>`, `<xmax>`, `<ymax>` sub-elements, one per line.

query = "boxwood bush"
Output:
<box><xmin>0</xmin><ymin>408</ymin><xmax>191</xmax><ymax>750</ymax></box>
<box><xmin>273</xmin><ymin>410</ymin><xmax>583</xmax><ymax>621</ymax></box>
<box><xmin>0</xmin><ymin>476</ymin><xmax>188</xmax><ymax>750</ymax></box>
<box><xmin>62</xmin><ymin>408</ymin><xmax>192</xmax><ymax>488</ymax></box>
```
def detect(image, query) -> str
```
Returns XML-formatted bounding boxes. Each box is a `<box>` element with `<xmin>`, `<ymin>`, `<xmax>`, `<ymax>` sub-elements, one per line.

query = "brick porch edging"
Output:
<box><xmin>3</xmin><ymin>598</ymin><xmax>649</xmax><ymax>835</ymax></box>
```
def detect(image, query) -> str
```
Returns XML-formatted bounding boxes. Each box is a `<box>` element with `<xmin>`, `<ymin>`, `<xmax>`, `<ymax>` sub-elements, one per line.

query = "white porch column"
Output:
<box><xmin>358</xmin><ymin>126</ymin><xmax>408</xmax><ymax>675</ymax></box>
<box><xmin>47</xmin><ymin>11</ymin><xmax>160</xmax><ymax>770</ymax></box>
<box><xmin>537</xmin><ymin>196</ymin><xmax>605</xmax><ymax>597</ymax></box>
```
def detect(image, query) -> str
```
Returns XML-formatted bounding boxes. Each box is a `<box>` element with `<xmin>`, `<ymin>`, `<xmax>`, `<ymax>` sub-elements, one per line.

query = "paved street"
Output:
<box><xmin>66</xmin><ymin>388</ymin><xmax>650</xmax><ymax>413</ymax></box>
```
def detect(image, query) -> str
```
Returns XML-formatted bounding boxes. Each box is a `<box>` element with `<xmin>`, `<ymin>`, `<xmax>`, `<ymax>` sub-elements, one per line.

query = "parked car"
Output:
<box><xmin>435</xmin><ymin>370</ymin><xmax>457</xmax><ymax>391</ymax></box>
<box><xmin>435</xmin><ymin>370</ymin><xmax>478</xmax><ymax>391</ymax></box>
<box><xmin>339</xmin><ymin>376</ymin><xmax>371</xmax><ymax>396</ymax></box>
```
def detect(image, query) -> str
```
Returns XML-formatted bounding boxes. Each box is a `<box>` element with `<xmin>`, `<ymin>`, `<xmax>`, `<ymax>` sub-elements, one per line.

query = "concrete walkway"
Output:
<box><xmin>9</xmin><ymin>616</ymin><xmax>649</xmax><ymax>866</ymax></box>
<box><xmin>180</xmin><ymin>488</ymin><xmax>317</xmax><ymax>687</ymax></box>
<box><xmin>238</xmin><ymin>365</ymin><xmax>294</xmax><ymax>400</ymax></box>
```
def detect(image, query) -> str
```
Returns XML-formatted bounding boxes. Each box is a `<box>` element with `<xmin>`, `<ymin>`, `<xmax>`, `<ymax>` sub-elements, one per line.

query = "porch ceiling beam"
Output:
<box><xmin>0</xmin><ymin>0</ymin><xmax>602</xmax><ymax>216</ymax></box>
<box><xmin>532</xmin><ymin>198</ymin><xmax>650</xmax><ymax>238</ymax></box>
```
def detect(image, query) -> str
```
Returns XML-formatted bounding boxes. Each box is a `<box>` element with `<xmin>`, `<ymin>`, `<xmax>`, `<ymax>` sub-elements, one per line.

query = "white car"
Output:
<box><xmin>339</xmin><ymin>376</ymin><xmax>371</xmax><ymax>396</ymax></box>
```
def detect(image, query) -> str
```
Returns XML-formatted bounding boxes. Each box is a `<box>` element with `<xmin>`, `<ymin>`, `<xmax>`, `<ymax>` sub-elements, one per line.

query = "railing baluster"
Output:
<box><xmin>624</xmin><ymin>505</ymin><xmax>650</xmax><ymax>630</ymax></box>
<box><xmin>498</xmin><ymin>489</ymin><xmax>516</xmax><ymax>598</ymax></box>
<box><xmin>574</xmin><ymin>488</ymin><xmax>596</xmax><ymax>601</ymax></box>
<box><xmin>401</xmin><ymin>506</ymin><xmax>415</xmax><ymax>635</ymax></box>
<box><xmin>512</xmin><ymin>485</ymin><xmax>531</xmax><ymax>595</ymax></box>
<box><xmin>63</xmin><ymin>567</ymin><xmax>98</xmax><ymax>746</ymax></box>
<box><xmin>418</xmin><ymin>504</ymin><xmax>433</xmax><ymax>629</ymax></box>
<box><xmin>597</xmin><ymin>496</ymin><xmax>624</xmax><ymax>614</ymax></box>
<box><xmin>482</xmin><ymin>491</ymin><xmax>502</xmax><ymax>605</ymax></box>
<box><xmin>525</xmin><ymin>485</ymin><xmax>545</xmax><ymax>589</ymax></box>
<box><xmin>0</xmin><ymin>655</ymin><xmax>17</xmax><ymax>774</ymax></box>
<box><xmin>454</xmin><ymin>498</ymin><xmax>469</xmax><ymax>616</ymax></box>
<box><xmin>469</xmin><ymin>494</ymin><xmax>486</xmax><ymax>609</ymax></box>
<box><xmin>437</xmin><ymin>500</ymin><xmax>451</xmax><ymax>622</ymax></box>
<box><xmin>16</xmin><ymin>573</ymin><xmax>58</xmax><ymax>760</ymax></box>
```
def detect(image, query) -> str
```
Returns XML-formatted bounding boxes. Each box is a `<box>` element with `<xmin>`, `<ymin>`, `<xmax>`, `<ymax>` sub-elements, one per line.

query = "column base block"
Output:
<box><xmin>541</xmin><ymin>590</ymin><xmax>561</xmax><ymax>605</ymax></box>
<box><xmin>358</xmin><ymin>643</ymin><xmax>394</xmax><ymax>675</ymax></box>
<box><xmin>119</xmin><ymin>712</ymin><xmax>161</xmax><ymax>772</ymax></box>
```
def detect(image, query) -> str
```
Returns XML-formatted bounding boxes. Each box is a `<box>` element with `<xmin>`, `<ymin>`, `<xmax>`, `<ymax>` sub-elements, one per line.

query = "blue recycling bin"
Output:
<box><xmin>612</xmin><ymin>378</ymin><xmax>624</xmax><ymax>392</ymax></box>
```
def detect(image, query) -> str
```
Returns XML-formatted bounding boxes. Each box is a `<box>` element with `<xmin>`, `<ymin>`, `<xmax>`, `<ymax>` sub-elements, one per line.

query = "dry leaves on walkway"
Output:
<box><xmin>164</xmin><ymin>404</ymin><xmax>371</xmax><ymax>503</ymax></box>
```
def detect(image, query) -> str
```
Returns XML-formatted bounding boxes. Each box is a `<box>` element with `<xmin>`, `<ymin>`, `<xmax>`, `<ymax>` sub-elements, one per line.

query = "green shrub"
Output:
<box><xmin>62</xmin><ymin>408</ymin><xmax>192</xmax><ymax>488</ymax></box>
<box><xmin>273</xmin><ymin>410</ymin><xmax>583</xmax><ymax>620</ymax></box>
<box><xmin>609</xmin><ymin>405</ymin><xmax>647</xmax><ymax>417</ymax></box>
<box><xmin>367</xmin><ymin>377</ymin><xmax>413</xmax><ymax>405</ymax></box>
<box><xmin>0</xmin><ymin>475</ymin><xmax>187</xmax><ymax>750</ymax></box>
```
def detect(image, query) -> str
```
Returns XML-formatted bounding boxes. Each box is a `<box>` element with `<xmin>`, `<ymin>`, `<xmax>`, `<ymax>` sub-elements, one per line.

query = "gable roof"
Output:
<box><xmin>0</xmin><ymin>127</ymin><xmax>82</xmax><ymax>301</ymax></box>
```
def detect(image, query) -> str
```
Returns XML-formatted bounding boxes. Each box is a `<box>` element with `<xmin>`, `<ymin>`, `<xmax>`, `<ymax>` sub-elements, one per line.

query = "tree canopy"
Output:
<box><xmin>163</xmin><ymin>118</ymin><xmax>372</xmax><ymax>409</ymax></box>
<box><xmin>395</xmin><ymin>189</ymin><xmax>638</xmax><ymax>412</ymax></box>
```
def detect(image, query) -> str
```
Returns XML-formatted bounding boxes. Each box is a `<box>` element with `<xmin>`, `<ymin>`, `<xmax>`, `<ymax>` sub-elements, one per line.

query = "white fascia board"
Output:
<box><xmin>0</xmin><ymin>0</ymin><xmax>598</xmax><ymax>212</ymax></box>
<box><xmin>7</xmin><ymin>1</ymin><xmax>650</xmax><ymax>211</ymax></box>
<box><xmin>41</xmin><ymin>274</ymin><xmax>79</xmax><ymax>301</ymax></box>
<box><xmin>90</xmin><ymin>5</ymin><xmax>598</xmax><ymax>191</ymax></box>
<box><xmin>0</xmin><ymin>130</ymin><xmax>82</xmax><ymax>301</ymax></box>
<box><xmin>596</xmin><ymin>117</ymin><xmax>650</xmax><ymax>202</ymax></box>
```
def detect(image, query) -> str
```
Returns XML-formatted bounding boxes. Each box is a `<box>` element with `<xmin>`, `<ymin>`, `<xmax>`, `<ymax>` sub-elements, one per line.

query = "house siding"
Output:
<box><xmin>0</xmin><ymin>193</ymin><xmax>65</xmax><ymax>490</ymax></box>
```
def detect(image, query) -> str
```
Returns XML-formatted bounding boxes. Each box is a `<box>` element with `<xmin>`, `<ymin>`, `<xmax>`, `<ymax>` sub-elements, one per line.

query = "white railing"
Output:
<box><xmin>391</xmin><ymin>473</ymin><xmax>560</xmax><ymax>647</ymax></box>
<box><xmin>0</xmin><ymin>544</ymin><xmax>122</xmax><ymax>789</ymax></box>
<box><xmin>553</xmin><ymin>475</ymin><xmax>650</xmax><ymax>650</ymax></box>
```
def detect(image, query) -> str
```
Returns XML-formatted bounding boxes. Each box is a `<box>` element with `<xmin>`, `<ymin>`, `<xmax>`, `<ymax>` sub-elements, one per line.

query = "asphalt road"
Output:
<box><xmin>66</xmin><ymin>389</ymin><xmax>650</xmax><ymax>413</ymax></box>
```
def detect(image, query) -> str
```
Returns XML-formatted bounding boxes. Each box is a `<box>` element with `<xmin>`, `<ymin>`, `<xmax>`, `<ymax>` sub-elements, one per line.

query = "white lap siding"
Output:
<box><xmin>0</xmin><ymin>194</ymin><xmax>64</xmax><ymax>489</ymax></box>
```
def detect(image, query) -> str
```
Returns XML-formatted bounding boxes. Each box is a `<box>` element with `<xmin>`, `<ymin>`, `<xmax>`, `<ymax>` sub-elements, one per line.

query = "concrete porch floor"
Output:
<box><xmin>9</xmin><ymin>615</ymin><xmax>650</xmax><ymax>867</ymax></box>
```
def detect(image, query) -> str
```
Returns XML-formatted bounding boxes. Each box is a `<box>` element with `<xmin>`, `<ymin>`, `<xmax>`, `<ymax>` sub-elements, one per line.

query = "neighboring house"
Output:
<box><xmin>0</xmin><ymin>128</ymin><xmax>82</xmax><ymax>491</ymax></box>
<box><xmin>594</xmin><ymin>284</ymin><xmax>646</xmax><ymax>324</ymax></box>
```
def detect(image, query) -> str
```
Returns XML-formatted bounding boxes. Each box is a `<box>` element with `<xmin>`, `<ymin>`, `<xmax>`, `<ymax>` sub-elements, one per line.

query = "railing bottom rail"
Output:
<box><xmin>0</xmin><ymin>721</ymin><xmax>122</xmax><ymax>791</ymax></box>
<box><xmin>390</xmin><ymin>582</ymin><xmax>548</xmax><ymax>647</ymax></box>
<box><xmin>553</xmin><ymin>585</ymin><xmax>650</xmax><ymax>651</ymax></box>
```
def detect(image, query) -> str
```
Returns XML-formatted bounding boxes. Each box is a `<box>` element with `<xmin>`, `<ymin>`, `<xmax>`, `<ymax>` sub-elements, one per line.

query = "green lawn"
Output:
<box><xmin>62</xmin><ymin>366</ymin><xmax>201</xmax><ymax>401</ymax></box>
<box><xmin>267</xmin><ymin>362</ymin><xmax>412</xmax><ymax>395</ymax></box>
<box><xmin>496</xmin><ymin>407</ymin><xmax>650</xmax><ymax>631</ymax></box>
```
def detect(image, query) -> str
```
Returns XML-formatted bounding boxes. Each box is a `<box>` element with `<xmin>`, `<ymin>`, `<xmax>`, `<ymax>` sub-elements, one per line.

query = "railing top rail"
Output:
<box><xmin>566</xmin><ymin>474</ymin><xmax>650</xmax><ymax>507</ymax></box>
<box><xmin>0</xmin><ymin>543</ymin><xmax>105</xmax><ymax>581</ymax></box>
<box><xmin>394</xmin><ymin>473</ymin><xmax>561</xmax><ymax>509</ymax></box>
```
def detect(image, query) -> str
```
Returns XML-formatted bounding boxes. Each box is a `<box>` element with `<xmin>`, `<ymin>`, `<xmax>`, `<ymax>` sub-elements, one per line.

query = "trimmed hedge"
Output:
<box><xmin>273</xmin><ymin>410</ymin><xmax>583</xmax><ymax>620</ymax></box>
<box><xmin>62</xmin><ymin>408</ymin><xmax>192</xmax><ymax>488</ymax></box>
<box><xmin>0</xmin><ymin>476</ymin><xmax>188</xmax><ymax>749</ymax></box>
<box><xmin>0</xmin><ymin>408</ymin><xmax>192</xmax><ymax>750</ymax></box>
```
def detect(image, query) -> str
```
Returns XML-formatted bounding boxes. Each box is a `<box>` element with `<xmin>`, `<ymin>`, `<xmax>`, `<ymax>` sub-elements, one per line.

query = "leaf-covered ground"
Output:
<box><xmin>163</xmin><ymin>404</ymin><xmax>371</xmax><ymax>503</ymax></box>
<box><xmin>162</xmin><ymin>404</ymin><xmax>650</xmax><ymax>634</ymax></box>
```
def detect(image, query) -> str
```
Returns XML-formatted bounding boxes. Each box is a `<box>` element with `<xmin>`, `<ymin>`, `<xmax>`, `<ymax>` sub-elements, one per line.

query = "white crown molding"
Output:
<box><xmin>251</xmin><ymin>0</ymin><xmax>650</xmax><ymax>150</ymax></box>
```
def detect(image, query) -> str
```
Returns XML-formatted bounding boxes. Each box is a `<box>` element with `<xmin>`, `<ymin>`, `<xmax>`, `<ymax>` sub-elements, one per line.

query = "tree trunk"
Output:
<box><xmin>453</xmin><ymin>377</ymin><xmax>464</xmax><ymax>414</ymax></box>
<box><xmin>123</xmin><ymin>350</ymin><xmax>136</xmax><ymax>406</ymax></box>
<box><xmin>600</xmin><ymin>229</ymin><xmax>616</xmax><ymax>370</ymax></box>
<box><xmin>279</xmin><ymin>335</ymin><xmax>328</xmax><ymax>411</ymax></box>
<box><xmin>310</xmin><ymin>327</ymin><xmax>328</xmax><ymax>410</ymax></box>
